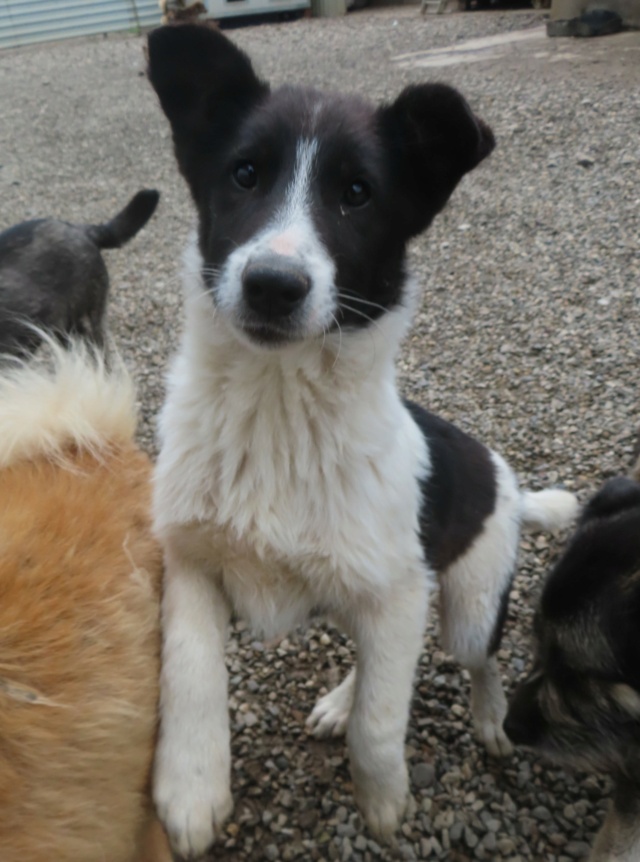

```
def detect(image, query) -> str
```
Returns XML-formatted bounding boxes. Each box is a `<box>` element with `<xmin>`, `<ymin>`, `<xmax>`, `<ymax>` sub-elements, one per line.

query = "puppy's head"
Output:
<box><xmin>505</xmin><ymin>478</ymin><xmax>640</xmax><ymax>776</ymax></box>
<box><xmin>147</xmin><ymin>24</ymin><xmax>494</xmax><ymax>348</ymax></box>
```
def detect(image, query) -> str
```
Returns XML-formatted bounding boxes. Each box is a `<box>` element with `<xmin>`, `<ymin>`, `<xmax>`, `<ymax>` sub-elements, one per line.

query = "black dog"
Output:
<box><xmin>0</xmin><ymin>189</ymin><xmax>159</xmax><ymax>356</ymax></box>
<box><xmin>505</xmin><ymin>477</ymin><xmax>640</xmax><ymax>862</ymax></box>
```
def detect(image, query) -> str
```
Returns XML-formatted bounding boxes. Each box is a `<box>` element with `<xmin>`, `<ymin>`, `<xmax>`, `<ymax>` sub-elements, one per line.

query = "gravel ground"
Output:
<box><xmin>1</xmin><ymin>9</ymin><xmax>639</xmax><ymax>861</ymax></box>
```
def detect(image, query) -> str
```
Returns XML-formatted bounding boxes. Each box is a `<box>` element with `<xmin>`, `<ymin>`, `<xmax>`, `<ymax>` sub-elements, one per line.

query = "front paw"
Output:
<box><xmin>351</xmin><ymin>759</ymin><xmax>409</xmax><ymax>840</ymax></box>
<box><xmin>154</xmin><ymin>753</ymin><xmax>233</xmax><ymax>859</ymax></box>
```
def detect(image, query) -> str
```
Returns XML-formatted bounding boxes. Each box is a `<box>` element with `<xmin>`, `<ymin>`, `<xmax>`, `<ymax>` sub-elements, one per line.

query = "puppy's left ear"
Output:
<box><xmin>377</xmin><ymin>83</ymin><xmax>495</xmax><ymax>237</ymax></box>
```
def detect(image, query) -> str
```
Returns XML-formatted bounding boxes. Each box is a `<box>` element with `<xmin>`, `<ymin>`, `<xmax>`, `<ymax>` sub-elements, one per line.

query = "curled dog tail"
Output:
<box><xmin>0</xmin><ymin>335</ymin><xmax>136</xmax><ymax>470</ymax></box>
<box><xmin>87</xmin><ymin>189</ymin><xmax>160</xmax><ymax>249</ymax></box>
<box><xmin>521</xmin><ymin>488</ymin><xmax>579</xmax><ymax>532</ymax></box>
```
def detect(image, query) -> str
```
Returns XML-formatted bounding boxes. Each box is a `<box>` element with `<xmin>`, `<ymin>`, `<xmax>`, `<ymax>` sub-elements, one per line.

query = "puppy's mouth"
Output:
<box><xmin>239</xmin><ymin>319</ymin><xmax>301</xmax><ymax>347</ymax></box>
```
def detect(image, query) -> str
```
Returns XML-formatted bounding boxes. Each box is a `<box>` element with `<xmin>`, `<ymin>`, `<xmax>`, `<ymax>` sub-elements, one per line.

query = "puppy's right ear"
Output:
<box><xmin>147</xmin><ymin>24</ymin><xmax>269</xmax><ymax>195</ymax></box>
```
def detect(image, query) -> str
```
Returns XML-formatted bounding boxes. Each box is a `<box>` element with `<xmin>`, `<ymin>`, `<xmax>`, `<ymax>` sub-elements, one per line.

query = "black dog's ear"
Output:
<box><xmin>582</xmin><ymin>477</ymin><xmax>640</xmax><ymax>522</ymax></box>
<box><xmin>147</xmin><ymin>24</ymin><xmax>269</xmax><ymax>195</ymax></box>
<box><xmin>377</xmin><ymin>84</ymin><xmax>495</xmax><ymax>237</ymax></box>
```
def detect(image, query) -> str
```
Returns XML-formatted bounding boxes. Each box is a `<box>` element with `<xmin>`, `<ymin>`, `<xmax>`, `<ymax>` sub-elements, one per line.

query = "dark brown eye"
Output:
<box><xmin>234</xmin><ymin>161</ymin><xmax>257</xmax><ymax>190</ymax></box>
<box><xmin>344</xmin><ymin>180</ymin><xmax>371</xmax><ymax>208</ymax></box>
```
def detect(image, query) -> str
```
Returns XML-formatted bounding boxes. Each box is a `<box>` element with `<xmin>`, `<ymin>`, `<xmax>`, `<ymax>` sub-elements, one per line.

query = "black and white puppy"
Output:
<box><xmin>147</xmin><ymin>24</ymin><xmax>578</xmax><ymax>858</ymax></box>
<box><xmin>0</xmin><ymin>188</ymin><xmax>159</xmax><ymax>356</ymax></box>
<box><xmin>505</xmin><ymin>477</ymin><xmax>640</xmax><ymax>862</ymax></box>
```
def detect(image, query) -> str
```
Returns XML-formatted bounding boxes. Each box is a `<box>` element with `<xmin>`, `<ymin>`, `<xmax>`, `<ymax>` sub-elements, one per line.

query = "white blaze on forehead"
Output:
<box><xmin>267</xmin><ymin>139</ymin><xmax>319</xmax><ymax>258</ymax></box>
<box><xmin>277</xmin><ymin>138</ymin><xmax>319</xmax><ymax>229</ymax></box>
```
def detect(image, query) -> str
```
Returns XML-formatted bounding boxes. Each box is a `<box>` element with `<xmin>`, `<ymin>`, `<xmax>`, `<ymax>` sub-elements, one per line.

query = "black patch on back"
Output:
<box><xmin>405</xmin><ymin>400</ymin><xmax>497</xmax><ymax>574</ymax></box>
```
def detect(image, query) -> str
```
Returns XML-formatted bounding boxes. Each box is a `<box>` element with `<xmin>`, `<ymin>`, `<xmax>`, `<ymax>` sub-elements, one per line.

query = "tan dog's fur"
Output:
<box><xmin>0</xmin><ymin>342</ymin><xmax>171</xmax><ymax>862</ymax></box>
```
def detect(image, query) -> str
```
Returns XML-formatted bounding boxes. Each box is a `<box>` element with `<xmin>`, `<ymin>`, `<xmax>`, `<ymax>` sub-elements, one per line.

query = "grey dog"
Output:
<box><xmin>0</xmin><ymin>188</ymin><xmax>159</xmax><ymax>356</ymax></box>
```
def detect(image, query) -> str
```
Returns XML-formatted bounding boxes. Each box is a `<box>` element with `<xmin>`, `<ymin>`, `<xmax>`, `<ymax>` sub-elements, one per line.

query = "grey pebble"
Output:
<box><xmin>411</xmin><ymin>762</ymin><xmax>436</xmax><ymax>789</ymax></box>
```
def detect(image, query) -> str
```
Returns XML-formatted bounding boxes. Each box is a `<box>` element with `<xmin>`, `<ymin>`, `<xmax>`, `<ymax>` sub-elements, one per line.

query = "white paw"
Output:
<box><xmin>307</xmin><ymin>690</ymin><xmax>350</xmax><ymax>738</ymax></box>
<box><xmin>306</xmin><ymin>671</ymin><xmax>355</xmax><ymax>738</ymax></box>
<box><xmin>353</xmin><ymin>762</ymin><xmax>409</xmax><ymax>839</ymax></box>
<box><xmin>475</xmin><ymin>717</ymin><xmax>514</xmax><ymax>758</ymax></box>
<box><xmin>154</xmin><ymin>751</ymin><xmax>232</xmax><ymax>859</ymax></box>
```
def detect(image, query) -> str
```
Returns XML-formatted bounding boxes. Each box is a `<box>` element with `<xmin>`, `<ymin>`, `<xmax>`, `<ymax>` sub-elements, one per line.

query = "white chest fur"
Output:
<box><xmin>153</xmin><ymin>256</ymin><xmax>430</xmax><ymax>636</ymax></box>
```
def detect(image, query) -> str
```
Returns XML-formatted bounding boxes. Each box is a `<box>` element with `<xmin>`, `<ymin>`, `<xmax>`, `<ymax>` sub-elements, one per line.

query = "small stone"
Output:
<box><xmin>577</xmin><ymin>154</ymin><xmax>595</xmax><ymax>168</ymax></box>
<box><xmin>497</xmin><ymin>838</ymin><xmax>516</xmax><ymax>854</ymax></box>
<box><xmin>341</xmin><ymin>837</ymin><xmax>353</xmax><ymax>861</ymax></box>
<box><xmin>464</xmin><ymin>826</ymin><xmax>478</xmax><ymax>849</ymax></box>
<box><xmin>532</xmin><ymin>805</ymin><xmax>552</xmax><ymax>821</ymax></box>
<box><xmin>335</xmin><ymin>806</ymin><xmax>348</xmax><ymax>824</ymax></box>
<box><xmin>411</xmin><ymin>762</ymin><xmax>435</xmax><ymax>789</ymax></box>
<box><xmin>565</xmin><ymin>841</ymin><xmax>591</xmax><ymax>858</ymax></box>
<box><xmin>450</xmin><ymin>821</ymin><xmax>463</xmax><ymax>842</ymax></box>
<box><xmin>299</xmin><ymin>809</ymin><xmax>319</xmax><ymax>830</ymax></box>
<box><xmin>482</xmin><ymin>831</ymin><xmax>497</xmax><ymax>852</ymax></box>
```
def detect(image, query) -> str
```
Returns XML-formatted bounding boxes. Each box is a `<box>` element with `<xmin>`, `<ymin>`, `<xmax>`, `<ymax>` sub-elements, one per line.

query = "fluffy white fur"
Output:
<box><xmin>521</xmin><ymin>488</ymin><xmax>579</xmax><ymax>532</ymax></box>
<box><xmin>153</xmin><ymin>241</ymin><xmax>578</xmax><ymax>857</ymax></box>
<box><xmin>0</xmin><ymin>337</ymin><xmax>136</xmax><ymax>468</ymax></box>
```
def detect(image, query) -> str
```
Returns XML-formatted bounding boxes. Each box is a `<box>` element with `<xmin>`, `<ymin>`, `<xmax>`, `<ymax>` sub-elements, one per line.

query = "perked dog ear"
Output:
<box><xmin>377</xmin><ymin>83</ymin><xmax>495</xmax><ymax>237</ymax></box>
<box><xmin>147</xmin><ymin>24</ymin><xmax>269</xmax><ymax>199</ymax></box>
<box><xmin>582</xmin><ymin>476</ymin><xmax>640</xmax><ymax>522</ymax></box>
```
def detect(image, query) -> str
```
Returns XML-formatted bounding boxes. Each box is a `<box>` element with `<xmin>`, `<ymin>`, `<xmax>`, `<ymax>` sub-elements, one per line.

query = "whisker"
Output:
<box><xmin>329</xmin><ymin>312</ymin><xmax>343</xmax><ymax>369</ymax></box>
<box><xmin>336</xmin><ymin>291</ymin><xmax>388</xmax><ymax>315</ymax></box>
<box><xmin>337</xmin><ymin>302</ymin><xmax>384</xmax><ymax>336</ymax></box>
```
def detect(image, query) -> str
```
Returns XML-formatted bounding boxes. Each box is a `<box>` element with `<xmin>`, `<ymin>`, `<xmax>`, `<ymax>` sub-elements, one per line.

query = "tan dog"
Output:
<box><xmin>0</xmin><ymin>341</ymin><xmax>171</xmax><ymax>862</ymax></box>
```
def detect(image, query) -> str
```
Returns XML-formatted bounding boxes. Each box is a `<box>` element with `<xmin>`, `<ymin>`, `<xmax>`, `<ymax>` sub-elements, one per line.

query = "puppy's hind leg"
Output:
<box><xmin>439</xmin><ymin>556</ymin><xmax>515</xmax><ymax>757</ymax></box>
<box><xmin>438</xmin><ymin>462</ymin><xmax>521</xmax><ymax>758</ymax></box>
<box><xmin>307</xmin><ymin>667</ymin><xmax>355</xmax><ymax>738</ymax></box>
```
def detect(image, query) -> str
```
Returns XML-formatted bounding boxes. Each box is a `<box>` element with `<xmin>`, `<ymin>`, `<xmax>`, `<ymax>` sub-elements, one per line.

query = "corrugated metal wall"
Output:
<box><xmin>0</xmin><ymin>0</ymin><xmax>160</xmax><ymax>49</ymax></box>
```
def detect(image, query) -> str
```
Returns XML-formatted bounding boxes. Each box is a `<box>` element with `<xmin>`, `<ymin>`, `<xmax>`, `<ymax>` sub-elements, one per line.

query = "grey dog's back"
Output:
<box><xmin>0</xmin><ymin>188</ymin><xmax>159</xmax><ymax>356</ymax></box>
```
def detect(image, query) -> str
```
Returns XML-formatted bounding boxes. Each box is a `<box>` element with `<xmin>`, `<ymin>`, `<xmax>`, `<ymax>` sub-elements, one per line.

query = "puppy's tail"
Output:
<box><xmin>87</xmin><ymin>189</ymin><xmax>160</xmax><ymax>249</ymax></box>
<box><xmin>521</xmin><ymin>488</ymin><xmax>579</xmax><ymax>532</ymax></box>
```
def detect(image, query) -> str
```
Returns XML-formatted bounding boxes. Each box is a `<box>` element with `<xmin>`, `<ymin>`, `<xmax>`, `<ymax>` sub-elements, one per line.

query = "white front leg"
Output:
<box><xmin>343</xmin><ymin>569</ymin><xmax>429</xmax><ymax>839</ymax></box>
<box><xmin>153</xmin><ymin>538</ymin><xmax>233</xmax><ymax>860</ymax></box>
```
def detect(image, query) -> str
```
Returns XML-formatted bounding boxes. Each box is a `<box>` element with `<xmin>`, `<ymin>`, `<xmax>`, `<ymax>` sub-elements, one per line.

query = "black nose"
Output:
<box><xmin>242</xmin><ymin>260</ymin><xmax>311</xmax><ymax>320</ymax></box>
